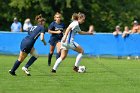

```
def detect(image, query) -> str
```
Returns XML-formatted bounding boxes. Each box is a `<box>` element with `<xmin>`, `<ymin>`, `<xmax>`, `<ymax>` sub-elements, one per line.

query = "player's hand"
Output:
<box><xmin>44</xmin><ymin>41</ymin><xmax>47</xmax><ymax>46</ymax></box>
<box><xmin>89</xmin><ymin>25</ymin><xmax>94</xmax><ymax>32</ymax></box>
<box><xmin>88</xmin><ymin>25</ymin><xmax>94</xmax><ymax>35</ymax></box>
<box><xmin>57</xmin><ymin>30</ymin><xmax>62</xmax><ymax>34</ymax></box>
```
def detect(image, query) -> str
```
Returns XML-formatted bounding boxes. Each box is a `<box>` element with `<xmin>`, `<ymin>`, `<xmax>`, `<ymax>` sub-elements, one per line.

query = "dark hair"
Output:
<box><xmin>71</xmin><ymin>12</ymin><xmax>85</xmax><ymax>20</ymax></box>
<box><xmin>35</xmin><ymin>14</ymin><xmax>46</xmax><ymax>23</ymax></box>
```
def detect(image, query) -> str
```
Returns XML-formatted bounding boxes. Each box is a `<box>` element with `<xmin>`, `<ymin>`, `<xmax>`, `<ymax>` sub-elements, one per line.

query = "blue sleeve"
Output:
<box><xmin>48</xmin><ymin>22</ymin><xmax>54</xmax><ymax>30</ymax></box>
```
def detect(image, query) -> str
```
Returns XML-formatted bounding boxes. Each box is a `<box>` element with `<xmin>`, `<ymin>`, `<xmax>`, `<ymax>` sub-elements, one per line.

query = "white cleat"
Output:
<box><xmin>22</xmin><ymin>67</ymin><xmax>31</xmax><ymax>76</ymax></box>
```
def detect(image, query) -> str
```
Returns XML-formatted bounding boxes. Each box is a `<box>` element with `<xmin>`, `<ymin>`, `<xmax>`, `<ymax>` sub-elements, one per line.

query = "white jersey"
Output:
<box><xmin>61</xmin><ymin>20</ymin><xmax>81</xmax><ymax>50</ymax></box>
<box><xmin>66</xmin><ymin>20</ymin><xmax>81</xmax><ymax>43</ymax></box>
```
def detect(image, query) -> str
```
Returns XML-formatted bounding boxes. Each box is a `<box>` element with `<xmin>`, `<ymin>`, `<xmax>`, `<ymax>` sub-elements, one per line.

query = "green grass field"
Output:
<box><xmin>1</xmin><ymin>55</ymin><xmax>140</xmax><ymax>93</ymax></box>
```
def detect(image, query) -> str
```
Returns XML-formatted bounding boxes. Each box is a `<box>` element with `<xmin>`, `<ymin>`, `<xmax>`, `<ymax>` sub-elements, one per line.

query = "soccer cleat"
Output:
<box><xmin>22</xmin><ymin>67</ymin><xmax>31</xmax><ymax>76</ymax></box>
<box><xmin>73</xmin><ymin>66</ymin><xmax>78</xmax><ymax>72</ymax></box>
<box><xmin>9</xmin><ymin>70</ymin><xmax>16</xmax><ymax>76</ymax></box>
<box><xmin>51</xmin><ymin>69</ymin><xmax>56</xmax><ymax>73</ymax></box>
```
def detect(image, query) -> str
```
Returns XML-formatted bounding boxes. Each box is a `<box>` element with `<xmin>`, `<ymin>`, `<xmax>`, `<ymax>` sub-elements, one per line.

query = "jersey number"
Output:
<box><xmin>30</xmin><ymin>26</ymin><xmax>37</xmax><ymax>32</ymax></box>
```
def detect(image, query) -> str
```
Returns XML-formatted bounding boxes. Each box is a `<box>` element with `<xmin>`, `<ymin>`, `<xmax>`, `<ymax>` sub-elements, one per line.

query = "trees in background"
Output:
<box><xmin>0</xmin><ymin>0</ymin><xmax>140</xmax><ymax>32</ymax></box>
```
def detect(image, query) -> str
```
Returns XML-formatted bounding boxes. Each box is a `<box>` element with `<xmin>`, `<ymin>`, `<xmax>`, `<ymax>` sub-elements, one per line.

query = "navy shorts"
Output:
<box><xmin>20</xmin><ymin>38</ymin><xmax>34</xmax><ymax>54</ymax></box>
<box><xmin>49</xmin><ymin>37</ymin><xmax>61</xmax><ymax>46</ymax></box>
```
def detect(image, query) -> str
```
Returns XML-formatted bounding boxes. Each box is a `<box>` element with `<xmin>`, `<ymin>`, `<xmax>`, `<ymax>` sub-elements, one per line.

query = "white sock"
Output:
<box><xmin>53</xmin><ymin>57</ymin><xmax>62</xmax><ymax>70</ymax></box>
<box><xmin>75</xmin><ymin>53</ymin><xmax>83</xmax><ymax>67</ymax></box>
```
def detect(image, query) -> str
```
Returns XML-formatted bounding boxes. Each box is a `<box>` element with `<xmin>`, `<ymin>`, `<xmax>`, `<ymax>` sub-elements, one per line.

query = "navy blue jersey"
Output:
<box><xmin>27</xmin><ymin>25</ymin><xmax>45</xmax><ymax>41</ymax></box>
<box><xmin>20</xmin><ymin>25</ymin><xmax>45</xmax><ymax>54</ymax></box>
<box><xmin>48</xmin><ymin>21</ymin><xmax>65</xmax><ymax>39</ymax></box>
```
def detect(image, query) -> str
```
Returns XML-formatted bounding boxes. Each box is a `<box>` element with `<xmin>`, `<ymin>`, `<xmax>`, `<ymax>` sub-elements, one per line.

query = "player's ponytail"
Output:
<box><xmin>71</xmin><ymin>13</ymin><xmax>78</xmax><ymax>20</ymax></box>
<box><xmin>71</xmin><ymin>12</ymin><xmax>85</xmax><ymax>21</ymax></box>
<box><xmin>78</xmin><ymin>12</ymin><xmax>85</xmax><ymax>19</ymax></box>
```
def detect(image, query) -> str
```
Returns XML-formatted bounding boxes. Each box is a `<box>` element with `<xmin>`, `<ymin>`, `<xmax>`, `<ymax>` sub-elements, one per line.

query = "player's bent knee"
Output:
<box><xmin>33</xmin><ymin>53</ymin><xmax>39</xmax><ymax>58</ymax></box>
<box><xmin>18</xmin><ymin>57</ymin><xmax>25</xmax><ymax>62</ymax></box>
<box><xmin>31</xmin><ymin>50</ymin><xmax>39</xmax><ymax>58</ymax></box>
<box><xmin>49</xmin><ymin>51</ymin><xmax>54</xmax><ymax>54</ymax></box>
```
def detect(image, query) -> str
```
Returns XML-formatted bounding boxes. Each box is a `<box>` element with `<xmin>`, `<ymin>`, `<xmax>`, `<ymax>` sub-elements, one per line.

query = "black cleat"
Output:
<box><xmin>51</xmin><ymin>69</ymin><xmax>56</xmax><ymax>73</ymax></box>
<box><xmin>73</xmin><ymin>66</ymin><xmax>78</xmax><ymax>72</ymax></box>
<box><xmin>9</xmin><ymin>70</ymin><xmax>16</xmax><ymax>76</ymax></box>
<box><xmin>27</xmin><ymin>74</ymin><xmax>31</xmax><ymax>76</ymax></box>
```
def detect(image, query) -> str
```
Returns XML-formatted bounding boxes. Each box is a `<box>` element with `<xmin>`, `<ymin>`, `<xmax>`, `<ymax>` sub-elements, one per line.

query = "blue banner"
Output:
<box><xmin>0</xmin><ymin>32</ymin><xmax>140</xmax><ymax>56</ymax></box>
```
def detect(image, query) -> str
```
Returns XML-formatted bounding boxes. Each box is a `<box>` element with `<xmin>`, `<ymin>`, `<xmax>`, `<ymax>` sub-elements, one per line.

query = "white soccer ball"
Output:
<box><xmin>78</xmin><ymin>66</ymin><xmax>86</xmax><ymax>73</ymax></box>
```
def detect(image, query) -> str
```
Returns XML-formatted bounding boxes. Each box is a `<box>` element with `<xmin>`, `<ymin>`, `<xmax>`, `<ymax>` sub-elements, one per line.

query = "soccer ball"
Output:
<box><xmin>78</xmin><ymin>66</ymin><xmax>86</xmax><ymax>73</ymax></box>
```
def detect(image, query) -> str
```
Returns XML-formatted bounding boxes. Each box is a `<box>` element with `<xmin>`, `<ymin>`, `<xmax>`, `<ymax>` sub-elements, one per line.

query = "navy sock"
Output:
<box><xmin>11</xmin><ymin>60</ymin><xmax>21</xmax><ymax>72</ymax></box>
<box><xmin>25</xmin><ymin>56</ymin><xmax>37</xmax><ymax>68</ymax></box>
<box><xmin>56</xmin><ymin>53</ymin><xmax>61</xmax><ymax>60</ymax></box>
<box><xmin>48</xmin><ymin>53</ymin><xmax>53</xmax><ymax>63</ymax></box>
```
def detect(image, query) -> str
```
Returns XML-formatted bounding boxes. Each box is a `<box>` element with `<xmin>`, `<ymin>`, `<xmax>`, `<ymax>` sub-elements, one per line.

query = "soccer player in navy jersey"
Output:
<box><xmin>9</xmin><ymin>14</ymin><xmax>47</xmax><ymax>76</ymax></box>
<box><xmin>48</xmin><ymin>12</ymin><xmax>65</xmax><ymax>66</ymax></box>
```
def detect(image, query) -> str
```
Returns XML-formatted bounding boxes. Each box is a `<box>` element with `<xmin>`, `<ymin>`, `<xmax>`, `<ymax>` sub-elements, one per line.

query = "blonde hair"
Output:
<box><xmin>35</xmin><ymin>14</ymin><xmax>46</xmax><ymax>23</ymax></box>
<box><xmin>54</xmin><ymin>12</ymin><xmax>62</xmax><ymax>20</ymax></box>
<box><xmin>71</xmin><ymin>12</ymin><xmax>85</xmax><ymax>20</ymax></box>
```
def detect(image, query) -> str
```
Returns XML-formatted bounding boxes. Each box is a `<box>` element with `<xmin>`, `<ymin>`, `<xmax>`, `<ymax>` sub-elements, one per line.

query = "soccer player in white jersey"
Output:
<box><xmin>52</xmin><ymin>12</ymin><xmax>94</xmax><ymax>73</ymax></box>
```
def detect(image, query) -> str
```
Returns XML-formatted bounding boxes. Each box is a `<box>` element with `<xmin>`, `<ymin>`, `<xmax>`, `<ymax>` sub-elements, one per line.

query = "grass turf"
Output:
<box><xmin>1</xmin><ymin>55</ymin><xmax>140</xmax><ymax>93</ymax></box>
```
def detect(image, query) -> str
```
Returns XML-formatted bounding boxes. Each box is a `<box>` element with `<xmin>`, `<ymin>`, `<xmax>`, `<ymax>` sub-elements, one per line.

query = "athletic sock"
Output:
<box><xmin>11</xmin><ymin>60</ymin><xmax>21</xmax><ymax>72</ymax></box>
<box><xmin>56</xmin><ymin>53</ymin><xmax>61</xmax><ymax>60</ymax></box>
<box><xmin>53</xmin><ymin>57</ymin><xmax>62</xmax><ymax>70</ymax></box>
<box><xmin>48</xmin><ymin>53</ymin><xmax>53</xmax><ymax>65</ymax></box>
<box><xmin>75</xmin><ymin>53</ymin><xmax>83</xmax><ymax>67</ymax></box>
<box><xmin>25</xmin><ymin>56</ymin><xmax>37</xmax><ymax>68</ymax></box>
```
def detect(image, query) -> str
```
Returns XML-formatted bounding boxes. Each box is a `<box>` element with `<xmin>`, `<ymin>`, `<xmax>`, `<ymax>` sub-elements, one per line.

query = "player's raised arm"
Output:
<box><xmin>48</xmin><ymin>29</ymin><xmax>61</xmax><ymax>34</ymax></box>
<box><xmin>78</xmin><ymin>25</ymin><xmax>94</xmax><ymax>35</ymax></box>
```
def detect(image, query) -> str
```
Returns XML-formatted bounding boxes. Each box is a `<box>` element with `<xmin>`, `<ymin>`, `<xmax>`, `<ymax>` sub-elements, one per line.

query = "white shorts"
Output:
<box><xmin>61</xmin><ymin>41</ymin><xmax>79</xmax><ymax>50</ymax></box>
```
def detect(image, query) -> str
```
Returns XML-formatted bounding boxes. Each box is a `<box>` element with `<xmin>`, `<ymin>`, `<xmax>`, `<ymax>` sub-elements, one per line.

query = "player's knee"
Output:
<box><xmin>34</xmin><ymin>54</ymin><xmax>39</xmax><ymax>58</ymax></box>
<box><xmin>50</xmin><ymin>52</ymin><xmax>54</xmax><ymax>54</ymax></box>
<box><xmin>33</xmin><ymin>53</ymin><xmax>39</xmax><ymax>58</ymax></box>
<box><xmin>31</xmin><ymin>50</ymin><xmax>39</xmax><ymax>58</ymax></box>
<box><xmin>18</xmin><ymin>57</ymin><xmax>25</xmax><ymax>62</ymax></box>
<box><xmin>49</xmin><ymin>50</ymin><xmax>54</xmax><ymax>54</ymax></box>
